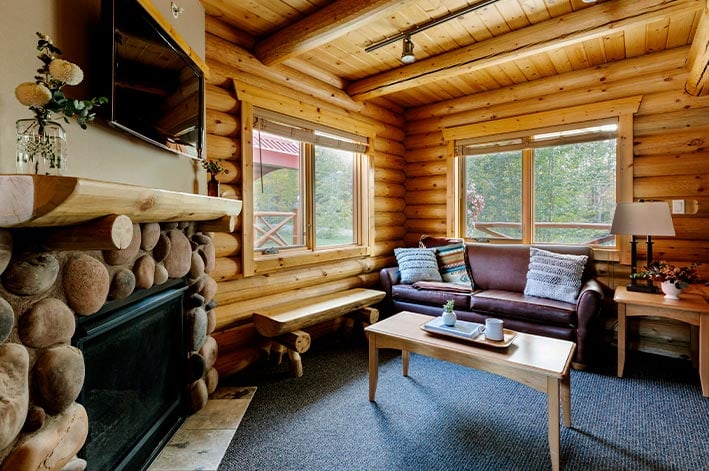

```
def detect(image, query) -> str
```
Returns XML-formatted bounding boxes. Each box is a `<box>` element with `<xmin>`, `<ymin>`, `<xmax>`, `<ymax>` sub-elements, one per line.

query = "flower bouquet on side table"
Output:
<box><xmin>637</xmin><ymin>260</ymin><xmax>701</xmax><ymax>299</ymax></box>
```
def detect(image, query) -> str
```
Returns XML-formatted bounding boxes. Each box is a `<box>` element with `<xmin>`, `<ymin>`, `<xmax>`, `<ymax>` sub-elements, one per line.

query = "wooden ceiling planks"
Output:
<box><xmin>202</xmin><ymin>0</ymin><xmax>706</xmax><ymax>108</ymax></box>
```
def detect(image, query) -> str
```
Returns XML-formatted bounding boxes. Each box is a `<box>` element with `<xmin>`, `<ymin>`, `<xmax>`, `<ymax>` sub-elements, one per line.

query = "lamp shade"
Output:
<box><xmin>610</xmin><ymin>202</ymin><xmax>676</xmax><ymax>236</ymax></box>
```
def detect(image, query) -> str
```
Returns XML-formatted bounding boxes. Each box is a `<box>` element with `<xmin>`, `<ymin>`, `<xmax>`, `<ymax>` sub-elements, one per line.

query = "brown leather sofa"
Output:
<box><xmin>379</xmin><ymin>243</ymin><xmax>604</xmax><ymax>367</ymax></box>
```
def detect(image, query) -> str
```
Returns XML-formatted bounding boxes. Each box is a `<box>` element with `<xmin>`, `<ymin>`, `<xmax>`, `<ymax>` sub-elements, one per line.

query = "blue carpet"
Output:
<box><xmin>218</xmin><ymin>338</ymin><xmax>709</xmax><ymax>471</ymax></box>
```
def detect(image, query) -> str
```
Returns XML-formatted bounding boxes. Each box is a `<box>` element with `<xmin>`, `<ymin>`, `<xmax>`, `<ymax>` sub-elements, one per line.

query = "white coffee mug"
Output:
<box><xmin>485</xmin><ymin>318</ymin><xmax>504</xmax><ymax>341</ymax></box>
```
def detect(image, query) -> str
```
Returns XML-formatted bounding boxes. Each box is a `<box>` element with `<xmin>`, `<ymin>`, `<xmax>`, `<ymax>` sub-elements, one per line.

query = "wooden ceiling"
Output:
<box><xmin>200</xmin><ymin>0</ymin><xmax>707</xmax><ymax>109</ymax></box>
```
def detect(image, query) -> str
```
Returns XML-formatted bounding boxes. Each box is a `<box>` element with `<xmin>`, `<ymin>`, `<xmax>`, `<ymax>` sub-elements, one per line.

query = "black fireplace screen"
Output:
<box><xmin>73</xmin><ymin>280</ymin><xmax>186</xmax><ymax>471</ymax></box>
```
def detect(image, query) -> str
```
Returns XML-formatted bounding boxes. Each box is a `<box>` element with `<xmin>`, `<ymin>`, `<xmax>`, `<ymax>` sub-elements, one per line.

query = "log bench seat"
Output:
<box><xmin>253</xmin><ymin>288</ymin><xmax>386</xmax><ymax>376</ymax></box>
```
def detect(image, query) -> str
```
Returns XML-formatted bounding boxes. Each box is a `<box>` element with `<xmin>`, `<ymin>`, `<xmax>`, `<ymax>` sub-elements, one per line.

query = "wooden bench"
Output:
<box><xmin>253</xmin><ymin>288</ymin><xmax>386</xmax><ymax>376</ymax></box>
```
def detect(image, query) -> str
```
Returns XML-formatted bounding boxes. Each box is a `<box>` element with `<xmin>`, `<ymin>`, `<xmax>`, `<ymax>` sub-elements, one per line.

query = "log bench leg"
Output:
<box><xmin>287</xmin><ymin>350</ymin><xmax>303</xmax><ymax>378</ymax></box>
<box><xmin>272</xmin><ymin>343</ymin><xmax>287</xmax><ymax>365</ymax></box>
<box><xmin>344</xmin><ymin>307</ymin><xmax>380</xmax><ymax>338</ymax></box>
<box><xmin>269</xmin><ymin>330</ymin><xmax>311</xmax><ymax>377</ymax></box>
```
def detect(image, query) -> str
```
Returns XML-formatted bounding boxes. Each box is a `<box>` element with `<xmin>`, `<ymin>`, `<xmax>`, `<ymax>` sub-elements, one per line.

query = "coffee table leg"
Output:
<box><xmin>547</xmin><ymin>377</ymin><xmax>560</xmax><ymax>471</ymax></box>
<box><xmin>368</xmin><ymin>333</ymin><xmax>378</xmax><ymax>402</ymax></box>
<box><xmin>561</xmin><ymin>373</ymin><xmax>571</xmax><ymax>428</ymax></box>
<box><xmin>402</xmin><ymin>350</ymin><xmax>410</xmax><ymax>377</ymax></box>
<box><xmin>617</xmin><ymin>304</ymin><xmax>627</xmax><ymax>377</ymax></box>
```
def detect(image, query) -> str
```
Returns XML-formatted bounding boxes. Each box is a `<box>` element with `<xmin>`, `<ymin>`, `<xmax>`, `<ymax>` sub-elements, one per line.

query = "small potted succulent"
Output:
<box><xmin>442</xmin><ymin>299</ymin><xmax>456</xmax><ymax>326</ymax></box>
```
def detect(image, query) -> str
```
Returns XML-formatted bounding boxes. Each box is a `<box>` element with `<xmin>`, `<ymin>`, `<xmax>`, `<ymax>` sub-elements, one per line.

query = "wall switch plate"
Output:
<box><xmin>672</xmin><ymin>200</ymin><xmax>685</xmax><ymax>214</ymax></box>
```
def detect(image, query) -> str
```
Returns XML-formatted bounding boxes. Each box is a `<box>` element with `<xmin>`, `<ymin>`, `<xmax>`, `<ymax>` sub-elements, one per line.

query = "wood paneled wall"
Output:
<box><xmin>203</xmin><ymin>17</ymin><xmax>406</xmax><ymax>376</ymax></box>
<box><xmin>403</xmin><ymin>46</ymin><xmax>709</xmax><ymax>359</ymax></box>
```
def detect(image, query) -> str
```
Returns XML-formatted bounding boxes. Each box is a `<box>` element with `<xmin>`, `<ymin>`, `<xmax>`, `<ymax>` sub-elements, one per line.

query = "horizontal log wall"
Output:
<box><xmin>404</xmin><ymin>46</ymin><xmax>709</xmax><ymax>360</ymax></box>
<box><xmin>204</xmin><ymin>17</ymin><xmax>405</xmax><ymax>377</ymax></box>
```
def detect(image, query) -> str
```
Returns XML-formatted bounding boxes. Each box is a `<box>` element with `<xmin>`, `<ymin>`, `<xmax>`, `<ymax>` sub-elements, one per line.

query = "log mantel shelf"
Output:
<box><xmin>0</xmin><ymin>175</ymin><xmax>243</xmax><ymax>228</ymax></box>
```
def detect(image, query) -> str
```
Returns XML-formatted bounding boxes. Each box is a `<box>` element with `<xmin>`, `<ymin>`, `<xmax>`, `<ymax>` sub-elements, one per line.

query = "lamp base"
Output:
<box><xmin>626</xmin><ymin>282</ymin><xmax>660</xmax><ymax>294</ymax></box>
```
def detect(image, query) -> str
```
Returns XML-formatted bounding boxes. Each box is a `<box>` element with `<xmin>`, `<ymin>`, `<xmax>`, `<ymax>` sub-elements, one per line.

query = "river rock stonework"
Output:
<box><xmin>0</xmin><ymin>222</ymin><xmax>221</xmax><ymax>469</ymax></box>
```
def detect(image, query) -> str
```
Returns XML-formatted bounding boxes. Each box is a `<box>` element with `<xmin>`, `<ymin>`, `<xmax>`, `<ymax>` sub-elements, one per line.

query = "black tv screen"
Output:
<box><xmin>103</xmin><ymin>0</ymin><xmax>204</xmax><ymax>158</ymax></box>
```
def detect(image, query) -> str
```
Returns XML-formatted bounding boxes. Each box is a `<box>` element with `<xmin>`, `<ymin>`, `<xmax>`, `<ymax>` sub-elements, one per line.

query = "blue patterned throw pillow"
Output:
<box><xmin>394</xmin><ymin>248</ymin><xmax>442</xmax><ymax>284</ymax></box>
<box><xmin>524</xmin><ymin>247</ymin><xmax>588</xmax><ymax>303</ymax></box>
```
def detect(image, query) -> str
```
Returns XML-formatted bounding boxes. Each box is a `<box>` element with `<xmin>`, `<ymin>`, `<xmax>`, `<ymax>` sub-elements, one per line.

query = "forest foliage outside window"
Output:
<box><xmin>460</xmin><ymin>122</ymin><xmax>618</xmax><ymax>245</ymax></box>
<box><xmin>252</xmin><ymin>110</ymin><xmax>367</xmax><ymax>253</ymax></box>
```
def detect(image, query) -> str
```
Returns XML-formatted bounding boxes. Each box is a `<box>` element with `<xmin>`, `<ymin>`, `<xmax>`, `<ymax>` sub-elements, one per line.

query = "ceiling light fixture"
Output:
<box><xmin>365</xmin><ymin>0</ymin><xmax>499</xmax><ymax>56</ymax></box>
<box><xmin>401</xmin><ymin>36</ymin><xmax>415</xmax><ymax>64</ymax></box>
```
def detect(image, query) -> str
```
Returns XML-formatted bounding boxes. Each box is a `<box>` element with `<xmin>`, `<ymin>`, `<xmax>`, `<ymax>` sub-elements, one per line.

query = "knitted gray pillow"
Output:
<box><xmin>394</xmin><ymin>248</ymin><xmax>442</xmax><ymax>284</ymax></box>
<box><xmin>524</xmin><ymin>247</ymin><xmax>588</xmax><ymax>303</ymax></box>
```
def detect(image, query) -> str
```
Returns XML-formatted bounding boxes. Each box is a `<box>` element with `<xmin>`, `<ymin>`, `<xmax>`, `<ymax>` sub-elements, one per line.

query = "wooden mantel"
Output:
<box><xmin>0</xmin><ymin>175</ymin><xmax>242</xmax><ymax>228</ymax></box>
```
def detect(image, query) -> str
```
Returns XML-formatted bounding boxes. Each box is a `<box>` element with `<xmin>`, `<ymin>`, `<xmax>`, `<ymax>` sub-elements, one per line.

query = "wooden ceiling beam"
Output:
<box><xmin>347</xmin><ymin>0</ymin><xmax>704</xmax><ymax>101</ymax></box>
<box><xmin>253</xmin><ymin>0</ymin><xmax>408</xmax><ymax>66</ymax></box>
<box><xmin>685</xmin><ymin>0</ymin><xmax>709</xmax><ymax>96</ymax></box>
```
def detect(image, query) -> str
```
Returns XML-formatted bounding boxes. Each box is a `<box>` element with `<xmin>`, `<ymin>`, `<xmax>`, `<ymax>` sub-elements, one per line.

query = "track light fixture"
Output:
<box><xmin>401</xmin><ymin>36</ymin><xmax>415</xmax><ymax>64</ymax></box>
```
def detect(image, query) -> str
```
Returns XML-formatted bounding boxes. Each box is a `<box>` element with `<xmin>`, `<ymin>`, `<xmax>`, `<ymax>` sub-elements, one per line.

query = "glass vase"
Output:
<box><xmin>16</xmin><ymin>118</ymin><xmax>67</xmax><ymax>175</ymax></box>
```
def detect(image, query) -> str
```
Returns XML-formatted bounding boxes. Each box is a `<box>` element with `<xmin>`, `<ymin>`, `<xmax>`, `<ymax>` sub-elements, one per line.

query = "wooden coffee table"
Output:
<box><xmin>365</xmin><ymin>311</ymin><xmax>575</xmax><ymax>471</ymax></box>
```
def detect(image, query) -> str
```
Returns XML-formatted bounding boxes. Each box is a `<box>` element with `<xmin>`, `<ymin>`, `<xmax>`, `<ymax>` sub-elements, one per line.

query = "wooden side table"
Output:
<box><xmin>614</xmin><ymin>285</ymin><xmax>709</xmax><ymax>397</ymax></box>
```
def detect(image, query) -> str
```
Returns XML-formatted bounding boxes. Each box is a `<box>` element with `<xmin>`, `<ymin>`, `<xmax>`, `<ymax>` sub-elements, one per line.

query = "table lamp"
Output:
<box><xmin>610</xmin><ymin>202</ymin><xmax>676</xmax><ymax>293</ymax></box>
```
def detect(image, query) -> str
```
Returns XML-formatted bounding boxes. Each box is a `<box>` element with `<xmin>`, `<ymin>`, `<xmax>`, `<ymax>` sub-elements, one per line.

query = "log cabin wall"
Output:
<box><xmin>403</xmin><ymin>46</ymin><xmax>709</xmax><ymax>360</ymax></box>
<box><xmin>203</xmin><ymin>17</ymin><xmax>407</xmax><ymax>376</ymax></box>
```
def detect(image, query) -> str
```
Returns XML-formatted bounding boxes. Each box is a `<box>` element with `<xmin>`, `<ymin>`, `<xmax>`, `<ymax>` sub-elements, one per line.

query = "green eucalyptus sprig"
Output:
<box><xmin>201</xmin><ymin>158</ymin><xmax>229</xmax><ymax>176</ymax></box>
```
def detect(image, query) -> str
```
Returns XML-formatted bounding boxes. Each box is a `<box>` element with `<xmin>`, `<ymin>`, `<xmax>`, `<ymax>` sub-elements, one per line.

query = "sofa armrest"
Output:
<box><xmin>574</xmin><ymin>278</ymin><xmax>604</xmax><ymax>366</ymax></box>
<box><xmin>379</xmin><ymin>267</ymin><xmax>401</xmax><ymax>300</ymax></box>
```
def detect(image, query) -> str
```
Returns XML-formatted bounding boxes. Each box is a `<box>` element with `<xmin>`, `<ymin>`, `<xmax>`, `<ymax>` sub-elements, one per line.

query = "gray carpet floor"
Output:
<box><xmin>219</xmin><ymin>336</ymin><xmax>709</xmax><ymax>471</ymax></box>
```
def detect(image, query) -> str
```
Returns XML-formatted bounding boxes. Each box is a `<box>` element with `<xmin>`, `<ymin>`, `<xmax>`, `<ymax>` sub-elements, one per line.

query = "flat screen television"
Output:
<box><xmin>102</xmin><ymin>0</ymin><xmax>204</xmax><ymax>159</ymax></box>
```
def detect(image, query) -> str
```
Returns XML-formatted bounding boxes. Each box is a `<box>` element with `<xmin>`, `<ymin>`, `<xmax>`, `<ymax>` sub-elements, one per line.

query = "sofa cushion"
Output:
<box><xmin>394</xmin><ymin>248</ymin><xmax>442</xmax><ymax>284</ymax></box>
<box><xmin>466</xmin><ymin>243</ymin><xmax>595</xmax><ymax>292</ymax></box>
<box><xmin>412</xmin><ymin>281</ymin><xmax>472</xmax><ymax>293</ymax></box>
<box><xmin>470</xmin><ymin>290</ymin><xmax>577</xmax><ymax>326</ymax></box>
<box><xmin>392</xmin><ymin>284</ymin><xmax>470</xmax><ymax>311</ymax></box>
<box><xmin>524</xmin><ymin>247</ymin><xmax>587</xmax><ymax>303</ymax></box>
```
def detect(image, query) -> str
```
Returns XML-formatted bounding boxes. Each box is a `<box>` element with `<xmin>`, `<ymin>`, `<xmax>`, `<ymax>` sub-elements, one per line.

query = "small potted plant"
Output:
<box><xmin>442</xmin><ymin>299</ymin><xmax>456</xmax><ymax>326</ymax></box>
<box><xmin>200</xmin><ymin>158</ymin><xmax>229</xmax><ymax>197</ymax></box>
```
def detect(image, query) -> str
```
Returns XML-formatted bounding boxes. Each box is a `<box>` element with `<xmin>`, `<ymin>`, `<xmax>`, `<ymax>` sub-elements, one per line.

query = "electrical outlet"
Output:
<box><xmin>671</xmin><ymin>200</ymin><xmax>685</xmax><ymax>214</ymax></box>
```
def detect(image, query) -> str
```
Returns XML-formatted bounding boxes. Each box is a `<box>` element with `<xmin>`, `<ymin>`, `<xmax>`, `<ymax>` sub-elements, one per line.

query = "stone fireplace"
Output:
<box><xmin>0</xmin><ymin>175</ymin><xmax>242</xmax><ymax>471</ymax></box>
<box><xmin>74</xmin><ymin>280</ymin><xmax>186</xmax><ymax>471</ymax></box>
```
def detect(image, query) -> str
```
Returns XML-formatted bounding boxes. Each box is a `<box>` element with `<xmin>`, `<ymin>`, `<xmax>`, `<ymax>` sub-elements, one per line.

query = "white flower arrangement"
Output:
<box><xmin>15</xmin><ymin>32</ymin><xmax>107</xmax><ymax>129</ymax></box>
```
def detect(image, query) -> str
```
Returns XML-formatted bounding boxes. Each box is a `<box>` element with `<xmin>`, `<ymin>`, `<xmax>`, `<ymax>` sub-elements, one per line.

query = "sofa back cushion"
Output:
<box><xmin>466</xmin><ymin>243</ymin><xmax>594</xmax><ymax>292</ymax></box>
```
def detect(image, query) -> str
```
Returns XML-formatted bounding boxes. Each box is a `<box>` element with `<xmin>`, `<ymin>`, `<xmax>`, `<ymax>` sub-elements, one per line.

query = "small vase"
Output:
<box><xmin>207</xmin><ymin>174</ymin><xmax>220</xmax><ymax>197</ymax></box>
<box><xmin>442</xmin><ymin>309</ymin><xmax>456</xmax><ymax>326</ymax></box>
<box><xmin>16</xmin><ymin>119</ymin><xmax>67</xmax><ymax>175</ymax></box>
<box><xmin>661</xmin><ymin>280</ymin><xmax>682</xmax><ymax>300</ymax></box>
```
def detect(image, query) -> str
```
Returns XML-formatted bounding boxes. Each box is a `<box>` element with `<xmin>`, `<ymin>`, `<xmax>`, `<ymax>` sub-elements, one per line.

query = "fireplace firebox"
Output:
<box><xmin>73</xmin><ymin>280</ymin><xmax>187</xmax><ymax>471</ymax></box>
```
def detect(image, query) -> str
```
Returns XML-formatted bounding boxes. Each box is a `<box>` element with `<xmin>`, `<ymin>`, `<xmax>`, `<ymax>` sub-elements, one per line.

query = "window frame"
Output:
<box><xmin>442</xmin><ymin>96</ymin><xmax>641</xmax><ymax>261</ymax></box>
<box><xmin>458</xmin><ymin>118</ymin><xmax>619</xmax><ymax>244</ymax></box>
<box><xmin>240</xmin><ymin>100</ymin><xmax>375</xmax><ymax>277</ymax></box>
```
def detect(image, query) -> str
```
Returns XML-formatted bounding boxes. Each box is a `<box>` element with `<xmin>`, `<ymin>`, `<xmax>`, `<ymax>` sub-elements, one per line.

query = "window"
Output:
<box><xmin>458</xmin><ymin>121</ymin><xmax>618</xmax><ymax>245</ymax></box>
<box><xmin>251</xmin><ymin>109</ymin><xmax>368</xmax><ymax>255</ymax></box>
